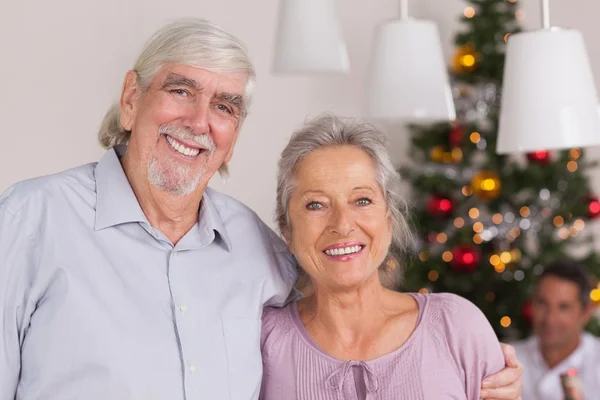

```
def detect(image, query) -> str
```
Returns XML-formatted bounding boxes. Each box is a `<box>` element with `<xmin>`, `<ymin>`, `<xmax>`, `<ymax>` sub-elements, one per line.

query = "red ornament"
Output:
<box><xmin>522</xmin><ymin>300</ymin><xmax>533</xmax><ymax>323</ymax></box>
<box><xmin>526</xmin><ymin>150</ymin><xmax>551</xmax><ymax>165</ymax></box>
<box><xmin>450</xmin><ymin>245</ymin><xmax>481</xmax><ymax>272</ymax></box>
<box><xmin>427</xmin><ymin>195</ymin><xmax>454</xmax><ymax>218</ymax></box>
<box><xmin>588</xmin><ymin>195</ymin><xmax>600</xmax><ymax>219</ymax></box>
<box><xmin>449</xmin><ymin>125</ymin><xmax>464</xmax><ymax>147</ymax></box>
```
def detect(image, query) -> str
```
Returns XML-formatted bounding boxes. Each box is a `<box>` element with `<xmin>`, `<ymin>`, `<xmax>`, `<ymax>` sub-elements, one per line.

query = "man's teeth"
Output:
<box><xmin>325</xmin><ymin>246</ymin><xmax>363</xmax><ymax>256</ymax></box>
<box><xmin>166</xmin><ymin>135</ymin><xmax>201</xmax><ymax>157</ymax></box>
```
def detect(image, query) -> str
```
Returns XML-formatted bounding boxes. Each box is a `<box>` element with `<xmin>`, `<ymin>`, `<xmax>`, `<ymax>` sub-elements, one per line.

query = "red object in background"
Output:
<box><xmin>526</xmin><ymin>150</ymin><xmax>551</xmax><ymax>165</ymax></box>
<box><xmin>588</xmin><ymin>195</ymin><xmax>600</xmax><ymax>219</ymax></box>
<box><xmin>522</xmin><ymin>300</ymin><xmax>533</xmax><ymax>323</ymax></box>
<box><xmin>449</xmin><ymin>124</ymin><xmax>464</xmax><ymax>147</ymax></box>
<box><xmin>427</xmin><ymin>195</ymin><xmax>454</xmax><ymax>218</ymax></box>
<box><xmin>450</xmin><ymin>245</ymin><xmax>481</xmax><ymax>271</ymax></box>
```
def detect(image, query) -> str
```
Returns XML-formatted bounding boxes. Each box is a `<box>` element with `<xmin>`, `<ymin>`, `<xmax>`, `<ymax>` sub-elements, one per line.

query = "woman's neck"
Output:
<box><xmin>298</xmin><ymin>276</ymin><xmax>418</xmax><ymax>360</ymax></box>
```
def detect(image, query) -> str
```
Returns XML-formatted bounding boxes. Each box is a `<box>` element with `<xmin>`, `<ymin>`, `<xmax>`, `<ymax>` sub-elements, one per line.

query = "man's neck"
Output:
<box><xmin>122</xmin><ymin>153</ymin><xmax>206</xmax><ymax>245</ymax></box>
<box><xmin>540</xmin><ymin>335</ymin><xmax>582</xmax><ymax>370</ymax></box>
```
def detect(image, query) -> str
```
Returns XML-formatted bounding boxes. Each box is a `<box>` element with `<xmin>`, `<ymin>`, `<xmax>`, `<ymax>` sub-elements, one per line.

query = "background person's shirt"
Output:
<box><xmin>0</xmin><ymin>147</ymin><xmax>298</xmax><ymax>400</ymax></box>
<box><xmin>512</xmin><ymin>332</ymin><xmax>600</xmax><ymax>400</ymax></box>
<box><xmin>260</xmin><ymin>293</ymin><xmax>505</xmax><ymax>400</ymax></box>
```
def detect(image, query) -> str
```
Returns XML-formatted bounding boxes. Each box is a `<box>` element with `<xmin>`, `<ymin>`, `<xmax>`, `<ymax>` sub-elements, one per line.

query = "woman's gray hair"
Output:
<box><xmin>98</xmin><ymin>18</ymin><xmax>256</xmax><ymax>176</ymax></box>
<box><xmin>276</xmin><ymin>113</ymin><xmax>415</xmax><ymax>289</ymax></box>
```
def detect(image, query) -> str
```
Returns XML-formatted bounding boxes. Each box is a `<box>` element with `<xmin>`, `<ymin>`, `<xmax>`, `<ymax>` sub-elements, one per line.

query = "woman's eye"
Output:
<box><xmin>306</xmin><ymin>202</ymin><xmax>323</xmax><ymax>210</ymax></box>
<box><xmin>356</xmin><ymin>198</ymin><xmax>372</xmax><ymax>206</ymax></box>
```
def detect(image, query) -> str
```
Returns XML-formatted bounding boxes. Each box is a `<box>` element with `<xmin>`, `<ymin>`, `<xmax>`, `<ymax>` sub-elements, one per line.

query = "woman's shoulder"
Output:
<box><xmin>261</xmin><ymin>303</ymin><xmax>297</xmax><ymax>357</ymax></box>
<box><xmin>415</xmin><ymin>292</ymin><xmax>487</xmax><ymax>328</ymax></box>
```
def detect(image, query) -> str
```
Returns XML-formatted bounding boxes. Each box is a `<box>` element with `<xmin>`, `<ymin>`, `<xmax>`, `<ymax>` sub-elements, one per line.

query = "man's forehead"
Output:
<box><xmin>155</xmin><ymin>64</ymin><xmax>246</xmax><ymax>93</ymax></box>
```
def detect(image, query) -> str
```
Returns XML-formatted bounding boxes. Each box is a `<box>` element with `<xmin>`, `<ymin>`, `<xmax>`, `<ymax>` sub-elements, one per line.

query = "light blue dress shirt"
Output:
<box><xmin>0</xmin><ymin>147</ymin><xmax>298</xmax><ymax>400</ymax></box>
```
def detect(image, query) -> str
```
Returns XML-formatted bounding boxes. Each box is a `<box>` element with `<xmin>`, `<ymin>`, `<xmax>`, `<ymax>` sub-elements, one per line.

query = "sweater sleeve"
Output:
<box><xmin>436</xmin><ymin>293</ymin><xmax>505</xmax><ymax>400</ymax></box>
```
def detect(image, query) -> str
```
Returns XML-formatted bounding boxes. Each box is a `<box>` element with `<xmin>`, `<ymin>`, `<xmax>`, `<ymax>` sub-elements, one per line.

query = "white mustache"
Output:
<box><xmin>159</xmin><ymin>124</ymin><xmax>216</xmax><ymax>154</ymax></box>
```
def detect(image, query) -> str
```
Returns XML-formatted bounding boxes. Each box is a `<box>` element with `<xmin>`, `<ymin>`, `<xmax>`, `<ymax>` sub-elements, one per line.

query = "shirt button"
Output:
<box><xmin>180</xmin><ymin>304</ymin><xmax>188</xmax><ymax>313</ymax></box>
<box><xmin>172</xmin><ymin>251</ymin><xmax>178</xmax><ymax>257</ymax></box>
<box><xmin>189</xmin><ymin>364</ymin><xmax>197</xmax><ymax>375</ymax></box>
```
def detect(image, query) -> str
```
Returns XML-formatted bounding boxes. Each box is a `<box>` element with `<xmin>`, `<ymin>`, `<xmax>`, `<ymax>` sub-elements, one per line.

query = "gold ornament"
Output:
<box><xmin>471</xmin><ymin>170</ymin><xmax>501</xmax><ymax>200</ymax></box>
<box><xmin>430</xmin><ymin>146</ymin><xmax>445</xmax><ymax>162</ymax></box>
<box><xmin>452</xmin><ymin>44</ymin><xmax>478</xmax><ymax>74</ymax></box>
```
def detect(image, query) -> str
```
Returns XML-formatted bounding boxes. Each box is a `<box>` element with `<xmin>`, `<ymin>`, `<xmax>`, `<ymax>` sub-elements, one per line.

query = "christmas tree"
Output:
<box><xmin>400</xmin><ymin>0</ymin><xmax>600</xmax><ymax>340</ymax></box>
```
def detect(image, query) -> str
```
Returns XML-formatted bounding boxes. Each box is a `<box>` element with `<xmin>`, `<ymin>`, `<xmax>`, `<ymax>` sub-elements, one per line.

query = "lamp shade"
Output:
<box><xmin>497</xmin><ymin>29</ymin><xmax>600</xmax><ymax>154</ymax></box>
<box><xmin>365</xmin><ymin>18</ymin><xmax>456</xmax><ymax>122</ymax></box>
<box><xmin>273</xmin><ymin>0</ymin><xmax>349</xmax><ymax>74</ymax></box>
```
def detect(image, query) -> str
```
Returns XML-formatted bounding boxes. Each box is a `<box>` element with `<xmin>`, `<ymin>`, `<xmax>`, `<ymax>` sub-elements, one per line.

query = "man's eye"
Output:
<box><xmin>217</xmin><ymin>104</ymin><xmax>232</xmax><ymax>114</ymax></box>
<box><xmin>306</xmin><ymin>202</ymin><xmax>322</xmax><ymax>210</ymax></box>
<box><xmin>171</xmin><ymin>89</ymin><xmax>189</xmax><ymax>97</ymax></box>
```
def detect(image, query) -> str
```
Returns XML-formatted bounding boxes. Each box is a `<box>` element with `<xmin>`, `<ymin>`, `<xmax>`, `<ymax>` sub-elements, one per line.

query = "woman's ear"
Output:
<box><xmin>283</xmin><ymin>229</ymin><xmax>292</xmax><ymax>252</ymax></box>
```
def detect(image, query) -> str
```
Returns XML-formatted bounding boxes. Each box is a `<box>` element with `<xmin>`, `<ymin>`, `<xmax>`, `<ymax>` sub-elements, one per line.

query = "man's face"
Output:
<box><xmin>120</xmin><ymin>63</ymin><xmax>247</xmax><ymax>195</ymax></box>
<box><xmin>532</xmin><ymin>275</ymin><xmax>592</xmax><ymax>349</ymax></box>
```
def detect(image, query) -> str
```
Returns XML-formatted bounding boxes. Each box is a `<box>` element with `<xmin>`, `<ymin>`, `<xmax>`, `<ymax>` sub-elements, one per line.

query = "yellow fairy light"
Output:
<box><xmin>419</xmin><ymin>251</ymin><xmax>429</xmax><ymax>261</ymax></box>
<box><xmin>569</xmin><ymin>148</ymin><xmax>582</xmax><ymax>160</ymax></box>
<box><xmin>462</xmin><ymin>185</ymin><xmax>473</xmax><ymax>196</ymax></box>
<box><xmin>473</xmin><ymin>222</ymin><xmax>484</xmax><ymax>233</ymax></box>
<box><xmin>470</xmin><ymin>132</ymin><xmax>481</xmax><ymax>143</ymax></box>
<box><xmin>464</xmin><ymin>7</ymin><xmax>475</xmax><ymax>18</ymax></box>
<box><xmin>494</xmin><ymin>263</ymin><xmax>506</xmax><ymax>273</ymax></box>
<box><xmin>489</xmin><ymin>254</ymin><xmax>501</xmax><ymax>266</ymax></box>
<box><xmin>500</xmin><ymin>251</ymin><xmax>512</xmax><ymax>264</ymax></box>
<box><xmin>428</xmin><ymin>271</ymin><xmax>439</xmax><ymax>282</ymax></box>
<box><xmin>500</xmin><ymin>316</ymin><xmax>512</xmax><ymax>328</ymax></box>
<box><xmin>504</xmin><ymin>33</ymin><xmax>511</xmax><ymax>43</ymax></box>
<box><xmin>492</xmin><ymin>213</ymin><xmax>503</xmax><ymax>224</ymax></box>
<box><xmin>554</xmin><ymin>216</ymin><xmax>564</xmax><ymax>227</ymax></box>
<box><xmin>520</xmin><ymin>206</ymin><xmax>530</xmax><ymax>217</ymax></box>
<box><xmin>442</xmin><ymin>152</ymin><xmax>454</xmax><ymax>164</ymax></box>
<box><xmin>590</xmin><ymin>288</ymin><xmax>600</xmax><ymax>303</ymax></box>
<box><xmin>558</xmin><ymin>228</ymin><xmax>570</xmax><ymax>239</ymax></box>
<box><xmin>485</xmin><ymin>292</ymin><xmax>496</xmax><ymax>302</ymax></box>
<box><xmin>569</xmin><ymin>227</ymin><xmax>579</xmax><ymax>237</ymax></box>
<box><xmin>437</xmin><ymin>233</ymin><xmax>448</xmax><ymax>243</ymax></box>
<box><xmin>473</xmin><ymin>234</ymin><xmax>483</xmax><ymax>244</ymax></box>
<box><xmin>508</xmin><ymin>0</ymin><xmax>517</xmax><ymax>3</ymax></box>
<box><xmin>442</xmin><ymin>251</ymin><xmax>453</xmax><ymax>262</ymax></box>
<box><xmin>419</xmin><ymin>288</ymin><xmax>430</xmax><ymax>294</ymax></box>
<box><xmin>574</xmin><ymin>219</ymin><xmax>585</xmax><ymax>231</ymax></box>
<box><xmin>567</xmin><ymin>161</ymin><xmax>578</xmax><ymax>172</ymax></box>
<box><xmin>454</xmin><ymin>217</ymin><xmax>465</xmax><ymax>228</ymax></box>
<box><xmin>451</xmin><ymin>147</ymin><xmax>463</xmax><ymax>163</ymax></box>
<box><xmin>430</xmin><ymin>146</ymin><xmax>445</xmax><ymax>162</ymax></box>
<box><xmin>510</xmin><ymin>249</ymin><xmax>521</xmax><ymax>261</ymax></box>
<box><xmin>469</xmin><ymin>208</ymin><xmax>480</xmax><ymax>219</ymax></box>
<box><xmin>461</xmin><ymin>54</ymin><xmax>476</xmax><ymax>68</ymax></box>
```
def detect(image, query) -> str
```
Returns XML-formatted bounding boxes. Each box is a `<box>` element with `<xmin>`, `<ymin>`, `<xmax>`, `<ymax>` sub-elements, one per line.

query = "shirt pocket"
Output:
<box><xmin>221</xmin><ymin>317</ymin><xmax>263</xmax><ymax>400</ymax></box>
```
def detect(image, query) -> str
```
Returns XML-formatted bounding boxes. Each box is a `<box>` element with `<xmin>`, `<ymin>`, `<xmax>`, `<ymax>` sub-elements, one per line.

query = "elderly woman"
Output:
<box><xmin>260</xmin><ymin>114</ymin><xmax>522</xmax><ymax>400</ymax></box>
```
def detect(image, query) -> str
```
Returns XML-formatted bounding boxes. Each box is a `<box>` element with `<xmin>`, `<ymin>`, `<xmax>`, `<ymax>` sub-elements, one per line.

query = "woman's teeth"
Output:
<box><xmin>166</xmin><ymin>135</ymin><xmax>201</xmax><ymax>157</ymax></box>
<box><xmin>325</xmin><ymin>246</ymin><xmax>363</xmax><ymax>256</ymax></box>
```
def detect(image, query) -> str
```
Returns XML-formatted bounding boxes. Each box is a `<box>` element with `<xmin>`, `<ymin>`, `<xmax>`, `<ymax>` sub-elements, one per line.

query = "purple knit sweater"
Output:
<box><xmin>260</xmin><ymin>293</ymin><xmax>504</xmax><ymax>400</ymax></box>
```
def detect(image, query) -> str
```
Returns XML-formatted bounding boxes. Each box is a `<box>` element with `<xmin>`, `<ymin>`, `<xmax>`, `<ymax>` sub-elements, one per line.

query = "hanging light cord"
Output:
<box><xmin>541</xmin><ymin>0</ymin><xmax>550</xmax><ymax>29</ymax></box>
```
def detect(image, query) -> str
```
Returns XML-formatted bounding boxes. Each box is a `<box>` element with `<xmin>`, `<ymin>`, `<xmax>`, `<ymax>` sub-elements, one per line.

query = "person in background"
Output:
<box><xmin>512</xmin><ymin>260</ymin><xmax>600</xmax><ymax>400</ymax></box>
<box><xmin>260</xmin><ymin>114</ymin><xmax>523</xmax><ymax>400</ymax></box>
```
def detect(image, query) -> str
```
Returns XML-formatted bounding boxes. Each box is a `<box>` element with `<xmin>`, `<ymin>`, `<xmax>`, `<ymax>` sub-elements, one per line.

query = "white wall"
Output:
<box><xmin>0</xmin><ymin>0</ymin><xmax>417</xmax><ymax>228</ymax></box>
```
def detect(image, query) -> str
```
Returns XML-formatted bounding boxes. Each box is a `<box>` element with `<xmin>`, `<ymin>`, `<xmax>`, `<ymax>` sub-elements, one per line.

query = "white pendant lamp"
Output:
<box><xmin>365</xmin><ymin>0</ymin><xmax>456</xmax><ymax>122</ymax></box>
<box><xmin>273</xmin><ymin>0</ymin><xmax>350</xmax><ymax>74</ymax></box>
<box><xmin>497</xmin><ymin>0</ymin><xmax>600</xmax><ymax>154</ymax></box>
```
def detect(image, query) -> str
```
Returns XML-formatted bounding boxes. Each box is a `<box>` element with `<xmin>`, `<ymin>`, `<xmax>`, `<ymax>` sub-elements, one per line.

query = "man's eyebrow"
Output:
<box><xmin>161</xmin><ymin>73</ymin><xmax>198</xmax><ymax>89</ymax></box>
<box><xmin>215</xmin><ymin>92</ymin><xmax>245</xmax><ymax>110</ymax></box>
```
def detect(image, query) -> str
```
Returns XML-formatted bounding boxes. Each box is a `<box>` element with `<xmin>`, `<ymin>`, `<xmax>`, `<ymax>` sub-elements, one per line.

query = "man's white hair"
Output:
<box><xmin>98</xmin><ymin>18</ymin><xmax>256</xmax><ymax>176</ymax></box>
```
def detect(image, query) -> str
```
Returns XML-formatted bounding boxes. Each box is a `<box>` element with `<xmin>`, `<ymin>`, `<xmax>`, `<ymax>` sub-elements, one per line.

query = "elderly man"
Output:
<box><xmin>0</xmin><ymin>18</ymin><xmax>521</xmax><ymax>400</ymax></box>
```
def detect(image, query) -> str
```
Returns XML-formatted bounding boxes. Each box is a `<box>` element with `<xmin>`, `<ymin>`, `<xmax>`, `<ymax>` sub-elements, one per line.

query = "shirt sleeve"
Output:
<box><xmin>438</xmin><ymin>293</ymin><xmax>505</xmax><ymax>400</ymax></box>
<box><xmin>0</xmin><ymin>201</ymin><xmax>39</xmax><ymax>400</ymax></box>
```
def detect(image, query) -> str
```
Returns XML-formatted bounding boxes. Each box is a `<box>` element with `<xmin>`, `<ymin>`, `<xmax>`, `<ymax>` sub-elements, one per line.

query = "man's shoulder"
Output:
<box><xmin>0</xmin><ymin>162</ymin><xmax>98</xmax><ymax>215</ymax></box>
<box><xmin>205</xmin><ymin>187</ymin><xmax>287</xmax><ymax>252</ymax></box>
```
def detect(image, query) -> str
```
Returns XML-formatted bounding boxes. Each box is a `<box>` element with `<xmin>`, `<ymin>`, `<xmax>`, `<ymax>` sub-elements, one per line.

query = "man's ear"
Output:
<box><xmin>120</xmin><ymin>70</ymin><xmax>140</xmax><ymax>131</ymax></box>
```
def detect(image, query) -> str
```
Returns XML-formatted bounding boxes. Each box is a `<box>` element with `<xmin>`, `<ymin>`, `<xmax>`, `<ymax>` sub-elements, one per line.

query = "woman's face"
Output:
<box><xmin>286</xmin><ymin>145</ymin><xmax>393</xmax><ymax>291</ymax></box>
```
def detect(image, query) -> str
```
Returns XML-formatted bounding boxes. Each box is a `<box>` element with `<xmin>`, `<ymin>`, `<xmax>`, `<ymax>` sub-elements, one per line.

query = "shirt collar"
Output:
<box><xmin>94</xmin><ymin>146</ymin><xmax>231</xmax><ymax>251</ymax></box>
